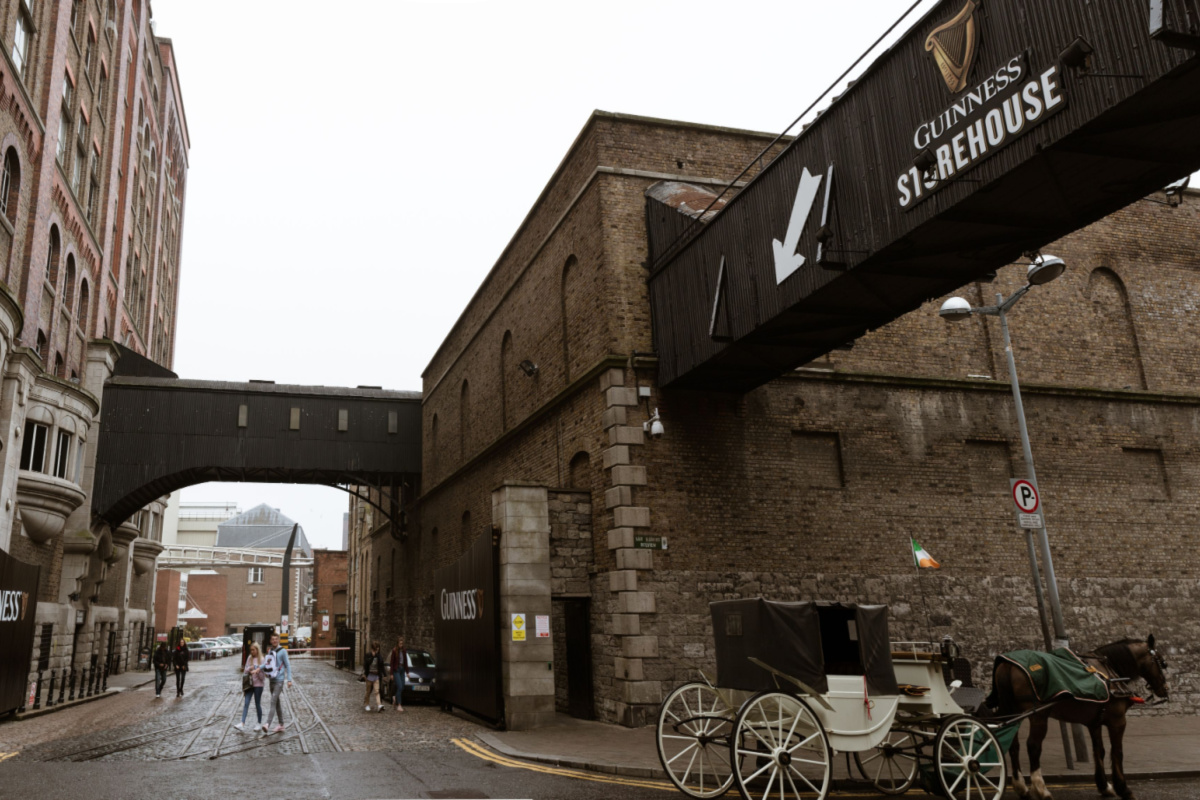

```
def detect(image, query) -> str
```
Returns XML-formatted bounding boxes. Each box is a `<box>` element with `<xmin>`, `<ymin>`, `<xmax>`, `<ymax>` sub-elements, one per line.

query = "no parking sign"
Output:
<box><xmin>1010</xmin><ymin>478</ymin><xmax>1044</xmax><ymax>529</ymax></box>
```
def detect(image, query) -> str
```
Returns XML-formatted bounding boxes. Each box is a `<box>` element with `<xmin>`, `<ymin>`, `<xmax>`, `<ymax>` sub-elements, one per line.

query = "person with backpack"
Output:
<box><xmin>235</xmin><ymin>642</ymin><xmax>266</xmax><ymax>731</ymax></box>
<box><xmin>261</xmin><ymin>632</ymin><xmax>293</xmax><ymax>734</ymax></box>
<box><xmin>362</xmin><ymin>641</ymin><xmax>386</xmax><ymax>712</ymax></box>
<box><xmin>172</xmin><ymin>639</ymin><xmax>190</xmax><ymax>698</ymax></box>
<box><xmin>152</xmin><ymin>642</ymin><xmax>171</xmax><ymax>699</ymax></box>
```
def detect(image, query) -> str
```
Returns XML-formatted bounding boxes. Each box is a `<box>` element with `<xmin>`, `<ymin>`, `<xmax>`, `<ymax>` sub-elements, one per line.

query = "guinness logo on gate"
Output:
<box><xmin>926</xmin><ymin>0</ymin><xmax>980</xmax><ymax>93</ymax></box>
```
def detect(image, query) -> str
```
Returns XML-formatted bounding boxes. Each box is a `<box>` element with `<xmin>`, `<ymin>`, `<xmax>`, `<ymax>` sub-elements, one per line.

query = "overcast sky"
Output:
<box><xmin>151</xmin><ymin>0</ymin><xmax>1193</xmax><ymax>549</ymax></box>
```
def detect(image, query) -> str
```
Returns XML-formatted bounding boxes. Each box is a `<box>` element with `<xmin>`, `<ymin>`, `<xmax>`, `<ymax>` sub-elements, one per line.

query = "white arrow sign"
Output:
<box><xmin>773</xmin><ymin>167</ymin><xmax>824</xmax><ymax>284</ymax></box>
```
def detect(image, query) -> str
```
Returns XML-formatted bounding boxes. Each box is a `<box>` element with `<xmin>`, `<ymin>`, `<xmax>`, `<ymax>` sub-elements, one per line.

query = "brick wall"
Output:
<box><xmin>312</xmin><ymin>549</ymin><xmax>347</xmax><ymax>650</ymax></box>
<box><xmin>154</xmin><ymin>569</ymin><xmax>180</xmax><ymax>630</ymax></box>
<box><xmin>188</xmin><ymin>573</ymin><xmax>227</xmax><ymax>636</ymax></box>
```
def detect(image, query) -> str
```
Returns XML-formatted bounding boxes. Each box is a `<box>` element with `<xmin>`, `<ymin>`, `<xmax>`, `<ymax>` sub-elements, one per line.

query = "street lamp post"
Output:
<box><xmin>940</xmin><ymin>255</ymin><xmax>1088</xmax><ymax>766</ymax></box>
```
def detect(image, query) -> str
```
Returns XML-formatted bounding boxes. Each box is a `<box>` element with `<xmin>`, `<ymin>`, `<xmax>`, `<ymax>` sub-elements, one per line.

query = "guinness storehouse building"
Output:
<box><xmin>349</xmin><ymin>0</ymin><xmax>1200</xmax><ymax>729</ymax></box>
<box><xmin>0</xmin><ymin>1</ymin><xmax>188</xmax><ymax>714</ymax></box>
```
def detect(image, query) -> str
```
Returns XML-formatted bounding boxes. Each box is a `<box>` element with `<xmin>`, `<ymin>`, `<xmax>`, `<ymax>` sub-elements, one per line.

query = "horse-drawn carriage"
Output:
<box><xmin>657</xmin><ymin>599</ymin><xmax>1169</xmax><ymax>800</ymax></box>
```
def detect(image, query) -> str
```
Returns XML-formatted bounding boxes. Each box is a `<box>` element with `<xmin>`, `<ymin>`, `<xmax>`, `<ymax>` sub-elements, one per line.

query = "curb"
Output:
<box><xmin>473</xmin><ymin>734</ymin><xmax>1200</xmax><ymax>785</ymax></box>
<box><xmin>14</xmin><ymin>676</ymin><xmax>155</xmax><ymax>720</ymax></box>
<box><xmin>475</xmin><ymin>733</ymin><xmax>667</xmax><ymax>780</ymax></box>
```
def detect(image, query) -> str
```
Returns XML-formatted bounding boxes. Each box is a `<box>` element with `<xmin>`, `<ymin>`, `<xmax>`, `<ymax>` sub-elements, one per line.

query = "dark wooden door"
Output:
<box><xmin>563</xmin><ymin>599</ymin><xmax>594</xmax><ymax>719</ymax></box>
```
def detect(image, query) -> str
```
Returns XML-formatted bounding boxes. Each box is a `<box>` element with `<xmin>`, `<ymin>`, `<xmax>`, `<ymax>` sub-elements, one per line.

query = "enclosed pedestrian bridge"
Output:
<box><xmin>93</xmin><ymin>361</ymin><xmax>422</xmax><ymax>528</ymax></box>
<box><xmin>648</xmin><ymin>0</ymin><xmax>1200</xmax><ymax>392</ymax></box>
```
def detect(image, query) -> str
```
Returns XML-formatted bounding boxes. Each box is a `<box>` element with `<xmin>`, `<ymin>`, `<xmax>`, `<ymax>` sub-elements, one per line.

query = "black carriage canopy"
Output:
<box><xmin>710</xmin><ymin>599</ymin><xmax>899</xmax><ymax>696</ymax></box>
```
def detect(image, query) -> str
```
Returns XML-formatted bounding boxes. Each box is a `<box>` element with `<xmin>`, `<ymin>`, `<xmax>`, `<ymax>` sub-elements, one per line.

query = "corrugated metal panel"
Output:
<box><xmin>433</xmin><ymin>531</ymin><xmax>502</xmax><ymax>722</ymax></box>
<box><xmin>648</xmin><ymin>0</ymin><xmax>1200</xmax><ymax>391</ymax></box>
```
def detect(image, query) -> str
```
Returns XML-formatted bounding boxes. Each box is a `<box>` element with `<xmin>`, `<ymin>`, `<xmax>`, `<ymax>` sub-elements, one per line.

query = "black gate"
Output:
<box><xmin>434</xmin><ymin>529</ymin><xmax>501</xmax><ymax>723</ymax></box>
<box><xmin>561</xmin><ymin>598</ymin><xmax>594</xmax><ymax>719</ymax></box>
<box><xmin>0</xmin><ymin>547</ymin><xmax>41</xmax><ymax>715</ymax></box>
<box><xmin>335</xmin><ymin>627</ymin><xmax>357</xmax><ymax>670</ymax></box>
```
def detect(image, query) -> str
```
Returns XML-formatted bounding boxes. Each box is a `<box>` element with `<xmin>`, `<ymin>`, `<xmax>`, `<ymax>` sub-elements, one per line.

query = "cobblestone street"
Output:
<box><xmin>4</xmin><ymin>657</ymin><xmax>489</xmax><ymax>763</ymax></box>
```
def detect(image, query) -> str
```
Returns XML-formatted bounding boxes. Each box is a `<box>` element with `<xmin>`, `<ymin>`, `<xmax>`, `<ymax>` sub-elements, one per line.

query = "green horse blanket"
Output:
<box><xmin>986</xmin><ymin>648</ymin><xmax>1110</xmax><ymax>707</ymax></box>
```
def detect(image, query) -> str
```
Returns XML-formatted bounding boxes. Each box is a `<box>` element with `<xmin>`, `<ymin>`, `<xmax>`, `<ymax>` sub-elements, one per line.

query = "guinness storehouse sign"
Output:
<box><xmin>0</xmin><ymin>548</ymin><xmax>40</xmax><ymax>715</ymax></box>
<box><xmin>647</xmin><ymin>0</ymin><xmax>1200</xmax><ymax>392</ymax></box>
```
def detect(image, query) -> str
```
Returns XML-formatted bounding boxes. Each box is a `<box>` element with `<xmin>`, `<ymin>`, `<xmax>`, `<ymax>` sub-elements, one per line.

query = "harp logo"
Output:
<box><xmin>926</xmin><ymin>0</ymin><xmax>980</xmax><ymax>94</ymax></box>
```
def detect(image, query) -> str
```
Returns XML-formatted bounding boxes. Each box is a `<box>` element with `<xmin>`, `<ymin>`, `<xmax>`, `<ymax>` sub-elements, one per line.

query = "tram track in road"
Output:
<box><xmin>203</xmin><ymin>679</ymin><xmax>342</xmax><ymax>760</ymax></box>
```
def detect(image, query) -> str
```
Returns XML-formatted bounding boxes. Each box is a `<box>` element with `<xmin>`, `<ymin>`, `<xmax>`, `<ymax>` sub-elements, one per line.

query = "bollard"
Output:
<box><xmin>57</xmin><ymin>669</ymin><xmax>66</xmax><ymax>705</ymax></box>
<box><xmin>33</xmin><ymin>670</ymin><xmax>43</xmax><ymax>710</ymax></box>
<box><xmin>102</xmin><ymin>663</ymin><xmax>109</xmax><ymax>691</ymax></box>
<box><xmin>68</xmin><ymin>666</ymin><xmax>77</xmax><ymax>701</ymax></box>
<box><xmin>46</xmin><ymin>670</ymin><xmax>56</xmax><ymax>708</ymax></box>
<box><xmin>86</xmin><ymin>665</ymin><xmax>94</xmax><ymax>697</ymax></box>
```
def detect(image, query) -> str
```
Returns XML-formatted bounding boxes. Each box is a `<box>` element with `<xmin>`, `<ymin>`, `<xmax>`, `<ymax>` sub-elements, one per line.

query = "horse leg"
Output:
<box><xmin>1009</xmin><ymin>725</ymin><xmax>1029</xmax><ymax>798</ymax></box>
<box><xmin>1027</xmin><ymin>714</ymin><xmax>1053</xmax><ymax>800</ymax></box>
<box><xmin>1108</xmin><ymin>716</ymin><xmax>1134</xmax><ymax>800</ymax></box>
<box><xmin>1089</xmin><ymin>721</ymin><xmax>1115</xmax><ymax>797</ymax></box>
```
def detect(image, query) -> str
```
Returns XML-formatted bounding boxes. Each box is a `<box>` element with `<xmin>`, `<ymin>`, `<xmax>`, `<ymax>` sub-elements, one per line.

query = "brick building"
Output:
<box><xmin>311</xmin><ymin>548</ymin><xmax>347</xmax><ymax>651</ymax></box>
<box><xmin>152</xmin><ymin>567</ymin><xmax>180</xmax><ymax>633</ymax></box>
<box><xmin>186</xmin><ymin>571</ymin><xmax>226</xmax><ymax>636</ymax></box>
<box><xmin>0</xmin><ymin>0</ymin><xmax>189</xmax><ymax>695</ymax></box>
<box><xmin>348</xmin><ymin>110</ymin><xmax>1200</xmax><ymax>728</ymax></box>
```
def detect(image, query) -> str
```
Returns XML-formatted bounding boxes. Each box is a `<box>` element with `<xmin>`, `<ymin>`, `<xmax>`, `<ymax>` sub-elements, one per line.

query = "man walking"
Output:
<box><xmin>172</xmin><ymin>639</ymin><xmax>190</xmax><ymax>698</ymax></box>
<box><xmin>261</xmin><ymin>632</ymin><xmax>293</xmax><ymax>734</ymax></box>
<box><xmin>152</xmin><ymin>642</ymin><xmax>170</xmax><ymax>699</ymax></box>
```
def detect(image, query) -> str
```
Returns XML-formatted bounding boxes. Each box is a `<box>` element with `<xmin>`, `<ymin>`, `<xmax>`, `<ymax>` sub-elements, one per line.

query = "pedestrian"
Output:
<box><xmin>363</xmin><ymin>641</ymin><xmax>386</xmax><ymax>712</ymax></box>
<box><xmin>261</xmin><ymin>632</ymin><xmax>293</xmax><ymax>734</ymax></box>
<box><xmin>152</xmin><ymin>642</ymin><xmax>170</xmax><ymax>699</ymax></box>
<box><xmin>235</xmin><ymin>642</ymin><xmax>266</xmax><ymax>731</ymax></box>
<box><xmin>389</xmin><ymin>635</ymin><xmax>407</xmax><ymax>712</ymax></box>
<box><xmin>172</xmin><ymin>639</ymin><xmax>190</xmax><ymax>698</ymax></box>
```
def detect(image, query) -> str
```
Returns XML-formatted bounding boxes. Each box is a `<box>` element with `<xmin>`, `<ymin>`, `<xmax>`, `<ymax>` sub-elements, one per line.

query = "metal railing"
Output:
<box><xmin>158</xmin><ymin>544</ymin><xmax>314</xmax><ymax>569</ymax></box>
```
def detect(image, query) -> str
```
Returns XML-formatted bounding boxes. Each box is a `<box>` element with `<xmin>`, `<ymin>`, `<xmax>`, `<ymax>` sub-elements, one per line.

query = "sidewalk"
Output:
<box><xmin>477</xmin><ymin>711</ymin><xmax>1200</xmax><ymax>783</ymax></box>
<box><xmin>15</xmin><ymin>668</ymin><xmax>156</xmax><ymax>720</ymax></box>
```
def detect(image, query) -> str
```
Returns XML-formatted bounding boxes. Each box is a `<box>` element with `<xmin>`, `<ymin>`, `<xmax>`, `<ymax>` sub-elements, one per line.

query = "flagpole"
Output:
<box><xmin>910</xmin><ymin>538</ymin><xmax>934</xmax><ymax>647</ymax></box>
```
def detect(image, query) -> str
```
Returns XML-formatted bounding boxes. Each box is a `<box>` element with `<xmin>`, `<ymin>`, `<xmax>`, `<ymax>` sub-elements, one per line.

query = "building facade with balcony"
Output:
<box><xmin>0</xmin><ymin>0</ymin><xmax>188</xmax><ymax>697</ymax></box>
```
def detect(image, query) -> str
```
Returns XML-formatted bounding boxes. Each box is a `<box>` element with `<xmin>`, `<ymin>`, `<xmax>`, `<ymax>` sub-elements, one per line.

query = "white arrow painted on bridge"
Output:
<box><xmin>772</xmin><ymin>167</ymin><xmax>824</xmax><ymax>284</ymax></box>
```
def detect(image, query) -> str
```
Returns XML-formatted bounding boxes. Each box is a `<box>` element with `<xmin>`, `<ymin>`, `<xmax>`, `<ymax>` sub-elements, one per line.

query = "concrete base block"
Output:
<box><xmin>605</xmin><ymin>486</ymin><xmax>633</xmax><ymax>509</ymax></box>
<box><xmin>614</xmin><ymin>656</ymin><xmax>644</xmax><ymax>681</ymax></box>
<box><xmin>602</xmin><ymin>445</ymin><xmax>631</xmax><ymax>469</ymax></box>
<box><xmin>613</xmin><ymin>701</ymin><xmax>657</xmax><ymax>728</ymax></box>
<box><xmin>613</xmin><ymin>506</ymin><xmax>650</xmax><ymax>529</ymax></box>
<box><xmin>605</xmin><ymin>386</ymin><xmax>638</xmax><ymax>407</ymax></box>
<box><xmin>608</xmin><ymin>425</ymin><xmax>645</xmax><ymax>446</ymax></box>
<box><xmin>610</xmin><ymin>465</ymin><xmax>647</xmax><ymax>486</ymax></box>
<box><xmin>609</xmin><ymin>570</ymin><xmax>638</xmax><ymax>592</ymax></box>
<box><xmin>611</xmin><ymin>613</ymin><xmax>640</xmax><ymax>635</ymax></box>
<box><xmin>620</xmin><ymin>635</ymin><xmax>659</xmax><ymax>658</ymax></box>
<box><xmin>621</xmin><ymin>679</ymin><xmax>662</xmax><ymax>705</ymax></box>
<box><xmin>616</xmin><ymin>548</ymin><xmax>653</xmax><ymax>570</ymax></box>
<box><xmin>599</xmin><ymin>368</ymin><xmax>625</xmax><ymax>392</ymax></box>
<box><xmin>617</xmin><ymin>591</ymin><xmax>656</xmax><ymax>614</ymax></box>
<box><xmin>607</xmin><ymin>527</ymin><xmax>635</xmax><ymax>550</ymax></box>
<box><xmin>601</xmin><ymin>406</ymin><xmax>627</xmax><ymax>430</ymax></box>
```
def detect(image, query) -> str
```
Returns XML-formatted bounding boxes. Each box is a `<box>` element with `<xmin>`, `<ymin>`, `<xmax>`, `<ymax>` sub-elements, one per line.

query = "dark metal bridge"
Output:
<box><xmin>93</xmin><ymin>371</ymin><xmax>421</xmax><ymax>528</ymax></box>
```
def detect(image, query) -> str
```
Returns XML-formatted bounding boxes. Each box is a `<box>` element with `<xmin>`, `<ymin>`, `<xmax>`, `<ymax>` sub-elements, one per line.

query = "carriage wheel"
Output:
<box><xmin>656</xmin><ymin>682</ymin><xmax>735</xmax><ymax>798</ymax></box>
<box><xmin>933</xmin><ymin>715</ymin><xmax>1007</xmax><ymax>800</ymax></box>
<box><xmin>853</xmin><ymin>728</ymin><xmax>917</xmax><ymax>795</ymax></box>
<box><xmin>731</xmin><ymin>691</ymin><xmax>830</xmax><ymax>800</ymax></box>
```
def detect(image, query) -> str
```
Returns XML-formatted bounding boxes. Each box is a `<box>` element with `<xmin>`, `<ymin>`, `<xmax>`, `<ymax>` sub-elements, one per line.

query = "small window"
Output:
<box><xmin>53</xmin><ymin>431</ymin><xmax>72</xmax><ymax>479</ymax></box>
<box><xmin>248</xmin><ymin>567</ymin><xmax>264</xmax><ymax>584</ymax></box>
<box><xmin>20</xmin><ymin>422</ymin><xmax>49</xmax><ymax>473</ymax></box>
<box><xmin>289</xmin><ymin>408</ymin><xmax>300</xmax><ymax>430</ymax></box>
<box><xmin>96</xmin><ymin>69</ymin><xmax>108</xmax><ymax>112</ymax></box>
<box><xmin>12</xmin><ymin>13</ymin><xmax>32</xmax><ymax>78</ymax></box>
<box><xmin>0</xmin><ymin>148</ymin><xmax>20</xmax><ymax>225</ymax></box>
<box><xmin>57</xmin><ymin>114</ymin><xmax>70</xmax><ymax>165</ymax></box>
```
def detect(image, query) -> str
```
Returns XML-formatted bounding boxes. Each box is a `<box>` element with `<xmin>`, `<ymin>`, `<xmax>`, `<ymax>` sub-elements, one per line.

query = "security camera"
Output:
<box><xmin>643</xmin><ymin>408</ymin><xmax>664</xmax><ymax>440</ymax></box>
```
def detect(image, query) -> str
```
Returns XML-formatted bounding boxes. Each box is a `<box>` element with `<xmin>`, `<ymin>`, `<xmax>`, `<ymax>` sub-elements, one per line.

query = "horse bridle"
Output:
<box><xmin>1146</xmin><ymin>645</ymin><xmax>1170</xmax><ymax>704</ymax></box>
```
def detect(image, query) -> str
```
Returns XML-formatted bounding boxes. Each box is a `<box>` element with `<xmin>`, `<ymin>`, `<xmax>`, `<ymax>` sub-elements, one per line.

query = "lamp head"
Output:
<box><xmin>939</xmin><ymin>296</ymin><xmax>973</xmax><ymax>322</ymax></box>
<box><xmin>1027</xmin><ymin>254</ymin><xmax>1066</xmax><ymax>286</ymax></box>
<box><xmin>643</xmin><ymin>408</ymin><xmax>664</xmax><ymax>440</ymax></box>
<box><xmin>518</xmin><ymin>359</ymin><xmax>539</xmax><ymax>377</ymax></box>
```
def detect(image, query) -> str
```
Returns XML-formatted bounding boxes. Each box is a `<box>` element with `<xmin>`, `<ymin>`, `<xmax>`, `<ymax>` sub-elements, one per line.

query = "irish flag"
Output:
<box><xmin>911</xmin><ymin>538</ymin><xmax>940</xmax><ymax>569</ymax></box>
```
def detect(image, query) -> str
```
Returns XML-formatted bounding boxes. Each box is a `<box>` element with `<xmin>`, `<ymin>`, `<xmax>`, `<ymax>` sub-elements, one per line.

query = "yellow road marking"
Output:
<box><xmin>452</xmin><ymin>738</ymin><xmax>675</xmax><ymax>791</ymax></box>
<box><xmin>0</xmin><ymin>752</ymin><xmax>17</xmax><ymax>762</ymax></box>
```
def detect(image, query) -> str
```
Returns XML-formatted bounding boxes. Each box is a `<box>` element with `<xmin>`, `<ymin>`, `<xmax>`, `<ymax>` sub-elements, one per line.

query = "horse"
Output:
<box><xmin>990</xmin><ymin>636</ymin><xmax>1169</xmax><ymax>800</ymax></box>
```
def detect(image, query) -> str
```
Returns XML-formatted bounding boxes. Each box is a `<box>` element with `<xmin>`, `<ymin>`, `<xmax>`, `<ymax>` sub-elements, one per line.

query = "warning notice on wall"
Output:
<box><xmin>511</xmin><ymin>613</ymin><xmax>526</xmax><ymax>642</ymax></box>
<box><xmin>535</xmin><ymin>615</ymin><xmax>550</xmax><ymax>638</ymax></box>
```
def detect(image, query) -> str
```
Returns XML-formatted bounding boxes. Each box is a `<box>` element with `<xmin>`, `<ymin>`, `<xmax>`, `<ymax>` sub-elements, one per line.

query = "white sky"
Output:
<box><xmin>152</xmin><ymin>1</ymin><xmax>1194</xmax><ymax>548</ymax></box>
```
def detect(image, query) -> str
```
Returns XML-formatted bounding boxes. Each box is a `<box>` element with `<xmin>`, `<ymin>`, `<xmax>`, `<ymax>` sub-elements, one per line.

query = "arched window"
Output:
<box><xmin>1</xmin><ymin>148</ymin><xmax>20</xmax><ymax>225</ymax></box>
<box><xmin>36</xmin><ymin>330</ymin><xmax>48</xmax><ymax>364</ymax></box>
<box><xmin>459</xmin><ymin>379</ymin><xmax>470</xmax><ymax>460</ymax></box>
<box><xmin>568</xmin><ymin>450</ymin><xmax>592</xmax><ymax>490</ymax></box>
<box><xmin>1086</xmin><ymin>268</ymin><xmax>1146</xmax><ymax>390</ymax></box>
<box><xmin>64</xmin><ymin>255</ymin><xmax>76</xmax><ymax>310</ymax></box>
<box><xmin>46</xmin><ymin>226</ymin><xmax>61</xmax><ymax>288</ymax></box>
<box><xmin>78</xmin><ymin>278</ymin><xmax>91</xmax><ymax>332</ymax></box>
<box><xmin>500</xmin><ymin>331</ymin><xmax>514</xmax><ymax>430</ymax></box>
<box><xmin>461</xmin><ymin>510</ymin><xmax>472</xmax><ymax>553</ymax></box>
<box><xmin>560</xmin><ymin>255</ymin><xmax>577</xmax><ymax>381</ymax></box>
<box><xmin>54</xmin><ymin>352</ymin><xmax>65</xmax><ymax>379</ymax></box>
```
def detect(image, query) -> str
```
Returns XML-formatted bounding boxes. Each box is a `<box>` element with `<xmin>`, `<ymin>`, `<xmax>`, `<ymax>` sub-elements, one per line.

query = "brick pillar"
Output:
<box><xmin>600</xmin><ymin>367</ymin><xmax>660</xmax><ymax>727</ymax></box>
<box><xmin>493</xmin><ymin>482</ymin><xmax>555</xmax><ymax>730</ymax></box>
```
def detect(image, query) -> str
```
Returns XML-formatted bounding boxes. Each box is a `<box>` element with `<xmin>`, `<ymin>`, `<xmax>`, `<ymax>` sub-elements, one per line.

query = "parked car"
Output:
<box><xmin>402</xmin><ymin>649</ymin><xmax>437</xmax><ymax>703</ymax></box>
<box><xmin>186</xmin><ymin>641</ymin><xmax>209</xmax><ymax>660</ymax></box>
<box><xmin>217</xmin><ymin>636</ymin><xmax>239</xmax><ymax>651</ymax></box>
<box><xmin>199</xmin><ymin>640</ymin><xmax>225</xmax><ymax>657</ymax></box>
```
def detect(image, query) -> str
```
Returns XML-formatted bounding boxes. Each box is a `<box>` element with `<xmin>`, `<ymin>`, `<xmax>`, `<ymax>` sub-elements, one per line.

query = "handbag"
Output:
<box><xmin>242</xmin><ymin>672</ymin><xmax>252</xmax><ymax>693</ymax></box>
